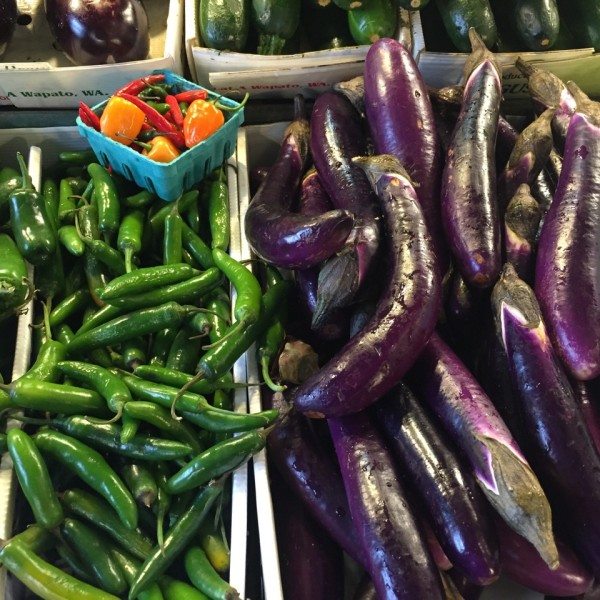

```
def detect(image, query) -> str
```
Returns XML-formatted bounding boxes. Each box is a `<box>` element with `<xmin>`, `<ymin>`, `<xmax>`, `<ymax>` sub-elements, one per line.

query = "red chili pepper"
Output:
<box><xmin>165</xmin><ymin>95</ymin><xmax>184</xmax><ymax>128</ymax></box>
<box><xmin>140</xmin><ymin>122</ymin><xmax>153</xmax><ymax>132</ymax></box>
<box><xmin>173</xmin><ymin>90</ymin><xmax>209</xmax><ymax>103</ymax></box>
<box><xmin>116</xmin><ymin>93</ymin><xmax>186</xmax><ymax>149</ymax></box>
<box><xmin>78</xmin><ymin>102</ymin><xmax>101</xmax><ymax>131</ymax></box>
<box><xmin>116</xmin><ymin>74</ymin><xmax>166</xmax><ymax>96</ymax></box>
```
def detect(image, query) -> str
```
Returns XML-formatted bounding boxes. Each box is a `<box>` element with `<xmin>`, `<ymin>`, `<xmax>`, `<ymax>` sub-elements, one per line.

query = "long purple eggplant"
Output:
<box><xmin>266</xmin><ymin>395</ymin><xmax>365</xmax><ymax>566</ymax></box>
<box><xmin>310</xmin><ymin>92</ymin><xmax>380</xmax><ymax>326</ymax></box>
<box><xmin>493</xmin><ymin>263</ymin><xmax>600</xmax><ymax>574</ymax></box>
<box><xmin>504</xmin><ymin>183</ymin><xmax>542</xmax><ymax>283</ymax></box>
<box><xmin>329</xmin><ymin>412</ymin><xmax>444</xmax><ymax>599</ymax></box>
<box><xmin>495</xmin><ymin>517</ymin><xmax>593</xmax><ymax>597</ymax></box>
<box><xmin>364</xmin><ymin>39</ymin><xmax>447</xmax><ymax>272</ymax></box>
<box><xmin>292</xmin><ymin>155</ymin><xmax>441</xmax><ymax>418</ymax></box>
<box><xmin>441</xmin><ymin>30</ymin><xmax>502</xmax><ymax>288</ymax></box>
<box><xmin>45</xmin><ymin>0</ymin><xmax>149</xmax><ymax>65</ymax></box>
<box><xmin>499</xmin><ymin>109</ymin><xmax>555</xmax><ymax>204</ymax></box>
<box><xmin>0</xmin><ymin>0</ymin><xmax>17</xmax><ymax>57</ymax></box>
<box><xmin>375</xmin><ymin>383</ymin><xmax>500</xmax><ymax>585</ymax></box>
<box><xmin>516</xmin><ymin>58</ymin><xmax>576</xmax><ymax>151</ymax></box>
<box><xmin>573</xmin><ymin>380</ymin><xmax>600</xmax><ymax>457</ymax></box>
<box><xmin>271</xmin><ymin>469</ymin><xmax>344</xmax><ymax>600</ymax></box>
<box><xmin>245</xmin><ymin>97</ymin><xmax>353</xmax><ymax>270</ymax></box>
<box><xmin>409</xmin><ymin>332</ymin><xmax>558</xmax><ymax>568</ymax></box>
<box><xmin>535</xmin><ymin>109</ymin><xmax>600</xmax><ymax>381</ymax></box>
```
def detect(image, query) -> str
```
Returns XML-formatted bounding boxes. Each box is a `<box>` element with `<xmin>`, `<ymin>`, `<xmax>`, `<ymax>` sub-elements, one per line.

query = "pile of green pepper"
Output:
<box><xmin>0</xmin><ymin>147</ymin><xmax>290</xmax><ymax>600</ymax></box>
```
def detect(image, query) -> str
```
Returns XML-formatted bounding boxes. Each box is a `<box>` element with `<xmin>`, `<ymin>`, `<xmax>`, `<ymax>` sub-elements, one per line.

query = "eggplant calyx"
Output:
<box><xmin>516</xmin><ymin>58</ymin><xmax>567</xmax><ymax>109</ymax></box>
<box><xmin>431</xmin><ymin>85</ymin><xmax>464</xmax><ymax>106</ymax></box>
<box><xmin>333</xmin><ymin>76</ymin><xmax>365</xmax><ymax>115</ymax></box>
<box><xmin>507</xmin><ymin>109</ymin><xmax>555</xmax><ymax>173</ymax></box>
<box><xmin>463</xmin><ymin>29</ymin><xmax>501</xmax><ymax>82</ymax></box>
<box><xmin>505</xmin><ymin>185</ymin><xmax>541</xmax><ymax>242</ymax></box>
<box><xmin>566</xmin><ymin>81</ymin><xmax>600</xmax><ymax>128</ymax></box>
<box><xmin>352</xmin><ymin>154</ymin><xmax>413</xmax><ymax>188</ymax></box>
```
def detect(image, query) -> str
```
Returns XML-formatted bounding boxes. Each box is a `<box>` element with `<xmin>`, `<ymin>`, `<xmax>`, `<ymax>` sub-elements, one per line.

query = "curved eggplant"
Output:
<box><xmin>310</xmin><ymin>92</ymin><xmax>381</xmax><ymax>326</ymax></box>
<box><xmin>267</xmin><ymin>395</ymin><xmax>366</xmax><ymax>566</ymax></box>
<box><xmin>375</xmin><ymin>383</ymin><xmax>500</xmax><ymax>585</ymax></box>
<box><xmin>441</xmin><ymin>30</ymin><xmax>502</xmax><ymax>288</ymax></box>
<box><xmin>572</xmin><ymin>380</ymin><xmax>600</xmax><ymax>457</ymax></box>
<box><xmin>329</xmin><ymin>412</ymin><xmax>444</xmax><ymax>599</ymax></box>
<box><xmin>364</xmin><ymin>39</ymin><xmax>447</xmax><ymax>271</ymax></box>
<box><xmin>504</xmin><ymin>183</ymin><xmax>541</xmax><ymax>283</ymax></box>
<box><xmin>44</xmin><ymin>0</ymin><xmax>150</xmax><ymax>66</ymax></box>
<box><xmin>0</xmin><ymin>0</ymin><xmax>17</xmax><ymax>57</ymax></box>
<box><xmin>535</xmin><ymin>110</ymin><xmax>600</xmax><ymax>381</ymax></box>
<box><xmin>495</xmin><ymin>517</ymin><xmax>593</xmax><ymax>597</ymax></box>
<box><xmin>245</xmin><ymin>97</ymin><xmax>354</xmax><ymax>270</ymax></box>
<box><xmin>292</xmin><ymin>155</ymin><xmax>441</xmax><ymax>418</ymax></box>
<box><xmin>493</xmin><ymin>264</ymin><xmax>600</xmax><ymax>574</ymax></box>
<box><xmin>409</xmin><ymin>332</ymin><xmax>558</xmax><ymax>568</ymax></box>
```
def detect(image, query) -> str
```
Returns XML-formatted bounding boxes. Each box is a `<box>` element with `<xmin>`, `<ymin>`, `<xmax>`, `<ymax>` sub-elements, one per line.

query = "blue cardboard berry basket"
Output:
<box><xmin>76</xmin><ymin>70</ymin><xmax>244</xmax><ymax>201</ymax></box>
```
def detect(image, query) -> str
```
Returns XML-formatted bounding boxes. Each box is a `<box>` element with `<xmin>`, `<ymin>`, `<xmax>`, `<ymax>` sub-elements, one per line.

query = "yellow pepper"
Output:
<box><xmin>141</xmin><ymin>136</ymin><xmax>181</xmax><ymax>163</ymax></box>
<box><xmin>183</xmin><ymin>99</ymin><xmax>225</xmax><ymax>148</ymax></box>
<box><xmin>100</xmin><ymin>96</ymin><xmax>146</xmax><ymax>146</ymax></box>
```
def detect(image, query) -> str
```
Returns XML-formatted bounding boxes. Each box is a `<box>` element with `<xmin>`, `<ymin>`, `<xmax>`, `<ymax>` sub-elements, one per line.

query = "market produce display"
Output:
<box><xmin>195</xmin><ymin>0</ymin><xmax>410</xmax><ymax>54</ymax></box>
<box><xmin>244</xmin><ymin>30</ymin><xmax>600</xmax><ymax>599</ymax></box>
<box><xmin>0</xmin><ymin>117</ymin><xmax>288</xmax><ymax>597</ymax></box>
<box><xmin>420</xmin><ymin>0</ymin><xmax>600</xmax><ymax>52</ymax></box>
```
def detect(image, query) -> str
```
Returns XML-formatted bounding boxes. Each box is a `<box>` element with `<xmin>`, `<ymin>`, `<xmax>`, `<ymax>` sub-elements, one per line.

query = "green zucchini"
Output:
<box><xmin>348</xmin><ymin>0</ymin><xmax>398</xmax><ymax>45</ymax></box>
<box><xmin>303</xmin><ymin>1</ymin><xmax>354</xmax><ymax>50</ymax></box>
<box><xmin>252</xmin><ymin>0</ymin><xmax>301</xmax><ymax>54</ymax></box>
<box><xmin>493</xmin><ymin>0</ymin><xmax>559</xmax><ymax>51</ymax></box>
<box><xmin>421</xmin><ymin>1</ymin><xmax>456</xmax><ymax>51</ymax></box>
<box><xmin>551</xmin><ymin>19</ymin><xmax>577</xmax><ymax>50</ymax></box>
<box><xmin>197</xmin><ymin>0</ymin><xmax>249</xmax><ymax>51</ymax></box>
<box><xmin>435</xmin><ymin>0</ymin><xmax>497</xmax><ymax>52</ymax></box>
<box><xmin>395</xmin><ymin>0</ymin><xmax>431</xmax><ymax>10</ymax></box>
<box><xmin>334</xmin><ymin>0</ymin><xmax>365</xmax><ymax>8</ymax></box>
<box><xmin>557</xmin><ymin>0</ymin><xmax>600</xmax><ymax>50</ymax></box>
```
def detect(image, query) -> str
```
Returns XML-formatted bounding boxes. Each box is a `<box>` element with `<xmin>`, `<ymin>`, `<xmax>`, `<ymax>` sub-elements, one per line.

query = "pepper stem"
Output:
<box><xmin>171</xmin><ymin>369</ymin><xmax>206</xmax><ymax>420</ymax></box>
<box><xmin>15</xmin><ymin>152</ymin><xmax>33</xmax><ymax>191</ymax></box>
<box><xmin>42</xmin><ymin>301</ymin><xmax>52</xmax><ymax>342</ymax></box>
<box><xmin>201</xmin><ymin>320</ymin><xmax>244</xmax><ymax>351</ymax></box>
<box><xmin>124</xmin><ymin>248</ymin><xmax>134</xmax><ymax>274</ymax></box>
<box><xmin>261</xmin><ymin>355</ymin><xmax>286</xmax><ymax>393</ymax></box>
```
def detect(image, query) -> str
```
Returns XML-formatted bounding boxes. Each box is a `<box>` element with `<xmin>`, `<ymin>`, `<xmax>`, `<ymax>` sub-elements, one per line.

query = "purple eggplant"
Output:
<box><xmin>245</xmin><ymin>97</ymin><xmax>353</xmax><ymax>271</ymax></box>
<box><xmin>271</xmin><ymin>469</ymin><xmax>344</xmax><ymax>600</ymax></box>
<box><xmin>44</xmin><ymin>0</ymin><xmax>149</xmax><ymax>66</ymax></box>
<box><xmin>447</xmin><ymin>569</ymin><xmax>484</xmax><ymax>600</ymax></box>
<box><xmin>249</xmin><ymin>166</ymin><xmax>269</xmax><ymax>195</ymax></box>
<box><xmin>535</xmin><ymin>110</ymin><xmax>600</xmax><ymax>381</ymax></box>
<box><xmin>496</xmin><ymin>518</ymin><xmax>593</xmax><ymax>597</ymax></box>
<box><xmin>329</xmin><ymin>412</ymin><xmax>444</xmax><ymax>599</ymax></box>
<box><xmin>497</xmin><ymin>115</ymin><xmax>520</xmax><ymax>170</ymax></box>
<box><xmin>292</xmin><ymin>155</ymin><xmax>441</xmax><ymax>418</ymax></box>
<box><xmin>333</xmin><ymin>76</ymin><xmax>365</xmax><ymax>115</ymax></box>
<box><xmin>504</xmin><ymin>184</ymin><xmax>542</xmax><ymax>283</ymax></box>
<box><xmin>375</xmin><ymin>383</ymin><xmax>500</xmax><ymax>585</ymax></box>
<box><xmin>267</xmin><ymin>395</ymin><xmax>366</xmax><ymax>566</ymax></box>
<box><xmin>516</xmin><ymin>58</ymin><xmax>576</xmax><ymax>151</ymax></box>
<box><xmin>493</xmin><ymin>263</ymin><xmax>600</xmax><ymax>574</ymax></box>
<box><xmin>364</xmin><ymin>39</ymin><xmax>447</xmax><ymax>272</ymax></box>
<box><xmin>573</xmin><ymin>380</ymin><xmax>600</xmax><ymax>457</ymax></box>
<box><xmin>409</xmin><ymin>332</ymin><xmax>558</xmax><ymax>568</ymax></box>
<box><xmin>441</xmin><ymin>30</ymin><xmax>502</xmax><ymax>288</ymax></box>
<box><xmin>0</xmin><ymin>0</ymin><xmax>17</xmax><ymax>57</ymax></box>
<box><xmin>499</xmin><ymin>109</ymin><xmax>555</xmax><ymax>205</ymax></box>
<box><xmin>310</xmin><ymin>92</ymin><xmax>381</xmax><ymax>326</ymax></box>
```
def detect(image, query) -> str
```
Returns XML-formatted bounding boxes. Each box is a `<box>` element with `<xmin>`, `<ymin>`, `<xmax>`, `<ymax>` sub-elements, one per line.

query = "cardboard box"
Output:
<box><xmin>411</xmin><ymin>11</ymin><xmax>600</xmax><ymax>103</ymax></box>
<box><xmin>0</xmin><ymin>0</ymin><xmax>183</xmax><ymax>109</ymax></box>
<box><xmin>184</xmin><ymin>0</ymin><xmax>418</xmax><ymax>99</ymax></box>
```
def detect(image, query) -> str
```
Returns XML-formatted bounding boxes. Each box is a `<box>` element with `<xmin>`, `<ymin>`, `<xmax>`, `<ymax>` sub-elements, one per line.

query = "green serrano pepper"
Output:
<box><xmin>76</xmin><ymin>303</ymin><xmax>123</xmax><ymax>336</ymax></box>
<box><xmin>128</xmin><ymin>479</ymin><xmax>224</xmax><ymax>599</ymax></box>
<box><xmin>42</xmin><ymin>178</ymin><xmax>59</xmax><ymax>227</ymax></box>
<box><xmin>121</xmin><ymin>463</ymin><xmax>158</xmax><ymax>508</ymax></box>
<box><xmin>60</xmin><ymin>488</ymin><xmax>153</xmax><ymax>560</ymax></box>
<box><xmin>150</xmin><ymin>191</ymin><xmax>198</xmax><ymax>235</ymax></box>
<box><xmin>7</xmin><ymin>524</ymin><xmax>54</xmax><ymax>553</ymax></box>
<box><xmin>7</xmin><ymin>429</ymin><xmax>64</xmax><ymax>529</ymax></box>
<box><xmin>21</xmin><ymin>339</ymin><xmax>67</xmax><ymax>383</ymax></box>
<box><xmin>149</xmin><ymin>327</ymin><xmax>179</xmax><ymax>367</ymax></box>
<box><xmin>58</xmin><ymin>178</ymin><xmax>78</xmax><ymax>224</ymax></box>
<box><xmin>208</xmin><ymin>171</ymin><xmax>230</xmax><ymax>251</ymax></box>
<box><xmin>49</xmin><ymin>289</ymin><xmax>90</xmax><ymax>328</ymax></box>
<box><xmin>60</xmin><ymin>518</ymin><xmax>127</xmax><ymax>595</ymax></box>
<box><xmin>122</xmin><ymin>337</ymin><xmax>147</xmax><ymax>371</ymax></box>
<box><xmin>133</xmin><ymin>365</ymin><xmax>240</xmax><ymax>396</ymax></box>
<box><xmin>206</xmin><ymin>296</ymin><xmax>230</xmax><ymax>345</ymax></box>
<box><xmin>184</xmin><ymin>546</ymin><xmax>239</xmax><ymax>600</ymax></box>
<box><xmin>58</xmin><ymin>225</ymin><xmax>86</xmax><ymax>256</ymax></box>
<box><xmin>88</xmin><ymin>163</ymin><xmax>120</xmax><ymax>239</ymax></box>
<box><xmin>56</xmin><ymin>542</ymin><xmax>94</xmax><ymax>583</ymax></box>
<box><xmin>111</xmin><ymin>548</ymin><xmax>164</xmax><ymax>600</ymax></box>
<box><xmin>0</xmin><ymin>168</ymin><xmax>21</xmax><ymax>214</ymax></box>
<box><xmin>59</xmin><ymin>150</ymin><xmax>96</xmax><ymax>165</ymax></box>
<box><xmin>67</xmin><ymin>302</ymin><xmax>201</xmax><ymax>354</ymax></box>
<box><xmin>34</xmin><ymin>430</ymin><xmax>138</xmax><ymax>530</ymax></box>
<box><xmin>125</xmin><ymin>190</ymin><xmax>156</xmax><ymax>209</ymax></box>
<box><xmin>163</xmin><ymin>206</ymin><xmax>183</xmax><ymax>265</ymax></box>
<box><xmin>166</xmin><ymin>326</ymin><xmax>202</xmax><ymax>374</ymax></box>
<box><xmin>182</xmin><ymin>221</ymin><xmax>214</xmax><ymax>269</ymax></box>
<box><xmin>118</xmin><ymin>209</ymin><xmax>144</xmax><ymax>273</ymax></box>
<box><xmin>161</xmin><ymin>578</ymin><xmax>209</xmax><ymax>600</ymax></box>
<box><xmin>81</xmin><ymin>237</ymin><xmax>126</xmax><ymax>276</ymax></box>
<box><xmin>166</xmin><ymin>429</ymin><xmax>266</xmax><ymax>493</ymax></box>
<box><xmin>0</xmin><ymin>233</ymin><xmax>30</xmax><ymax>319</ymax></box>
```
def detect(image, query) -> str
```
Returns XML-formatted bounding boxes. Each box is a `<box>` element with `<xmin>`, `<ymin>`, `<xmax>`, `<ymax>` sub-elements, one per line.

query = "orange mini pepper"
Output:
<box><xmin>100</xmin><ymin>96</ymin><xmax>146</xmax><ymax>146</ymax></box>
<box><xmin>183</xmin><ymin>99</ymin><xmax>225</xmax><ymax>148</ymax></box>
<box><xmin>141</xmin><ymin>136</ymin><xmax>181</xmax><ymax>163</ymax></box>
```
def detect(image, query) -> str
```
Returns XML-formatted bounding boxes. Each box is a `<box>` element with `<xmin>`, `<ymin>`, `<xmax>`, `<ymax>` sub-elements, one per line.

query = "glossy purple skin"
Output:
<box><xmin>310</xmin><ymin>92</ymin><xmax>380</xmax><ymax>288</ymax></box>
<box><xmin>410</xmin><ymin>333</ymin><xmax>527</xmax><ymax>493</ymax></box>
<box><xmin>267</xmin><ymin>400</ymin><xmax>366</xmax><ymax>567</ymax></box>
<box><xmin>45</xmin><ymin>0</ymin><xmax>149</xmax><ymax>66</ymax></box>
<box><xmin>441</xmin><ymin>60</ymin><xmax>502</xmax><ymax>288</ymax></box>
<box><xmin>271</xmin><ymin>471</ymin><xmax>344</xmax><ymax>600</ymax></box>
<box><xmin>536</xmin><ymin>113</ymin><xmax>600</xmax><ymax>381</ymax></box>
<box><xmin>329</xmin><ymin>413</ymin><xmax>444</xmax><ymax>600</ymax></box>
<box><xmin>496</xmin><ymin>272</ymin><xmax>600</xmax><ymax>574</ymax></box>
<box><xmin>0</xmin><ymin>0</ymin><xmax>17</xmax><ymax>56</ymax></box>
<box><xmin>292</xmin><ymin>159</ymin><xmax>441</xmax><ymax>418</ymax></box>
<box><xmin>364</xmin><ymin>39</ymin><xmax>447</xmax><ymax>271</ymax></box>
<box><xmin>375</xmin><ymin>384</ymin><xmax>500</xmax><ymax>585</ymax></box>
<box><xmin>496</xmin><ymin>518</ymin><xmax>593</xmax><ymax>597</ymax></box>
<box><xmin>573</xmin><ymin>381</ymin><xmax>600</xmax><ymax>457</ymax></box>
<box><xmin>245</xmin><ymin>122</ymin><xmax>353</xmax><ymax>270</ymax></box>
<box><xmin>448</xmin><ymin>570</ymin><xmax>484</xmax><ymax>600</ymax></box>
